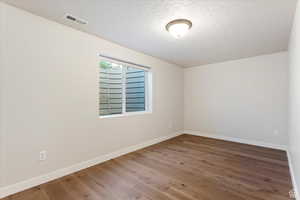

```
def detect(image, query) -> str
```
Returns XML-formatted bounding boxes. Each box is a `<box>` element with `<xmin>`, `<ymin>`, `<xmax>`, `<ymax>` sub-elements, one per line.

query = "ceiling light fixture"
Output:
<box><xmin>166</xmin><ymin>19</ymin><xmax>192</xmax><ymax>39</ymax></box>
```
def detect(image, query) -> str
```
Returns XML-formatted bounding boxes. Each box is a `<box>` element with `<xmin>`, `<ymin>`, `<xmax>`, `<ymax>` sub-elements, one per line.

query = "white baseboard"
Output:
<box><xmin>183</xmin><ymin>130</ymin><xmax>287</xmax><ymax>150</ymax></box>
<box><xmin>0</xmin><ymin>131</ymin><xmax>182</xmax><ymax>198</ymax></box>
<box><xmin>287</xmin><ymin>150</ymin><xmax>300</xmax><ymax>200</ymax></box>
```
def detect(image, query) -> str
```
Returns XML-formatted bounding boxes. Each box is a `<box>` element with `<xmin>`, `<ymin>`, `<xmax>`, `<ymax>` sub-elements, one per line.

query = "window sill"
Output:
<box><xmin>99</xmin><ymin>111</ymin><xmax>152</xmax><ymax>119</ymax></box>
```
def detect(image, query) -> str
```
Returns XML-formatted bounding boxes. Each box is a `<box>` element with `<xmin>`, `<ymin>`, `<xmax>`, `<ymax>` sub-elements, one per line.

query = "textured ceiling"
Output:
<box><xmin>2</xmin><ymin>0</ymin><xmax>297</xmax><ymax>67</ymax></box>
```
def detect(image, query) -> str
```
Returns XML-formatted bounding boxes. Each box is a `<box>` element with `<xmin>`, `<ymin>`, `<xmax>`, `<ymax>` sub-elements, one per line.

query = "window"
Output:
<box><xmin>99</xmin><ymin>60</ymin><xmax>151</xmax><ymax>117</ymax></box>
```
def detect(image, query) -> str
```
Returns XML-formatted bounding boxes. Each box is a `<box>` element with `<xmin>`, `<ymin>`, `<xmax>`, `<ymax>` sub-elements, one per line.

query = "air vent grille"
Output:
<box><xmin>65</xmin><ymin>14</ymin><xmax>88</xmax><ymax>25</ymax></box>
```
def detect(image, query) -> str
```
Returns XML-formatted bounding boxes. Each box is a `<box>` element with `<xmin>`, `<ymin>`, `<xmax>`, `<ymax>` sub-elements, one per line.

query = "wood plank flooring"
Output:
<box><xmin>2</xmin><ymin>134</ymin><xmax>294</xmax><ymax>200</ymax></box>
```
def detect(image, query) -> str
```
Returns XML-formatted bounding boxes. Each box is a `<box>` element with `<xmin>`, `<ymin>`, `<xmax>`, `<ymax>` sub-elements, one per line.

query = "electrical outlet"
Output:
<box><xmin>273</xmin><ymin>130</ymin><xmax>279</xmax><ymax>135</ymax></box>
<box><xmin>39</xmin><ymin>151</ymin><xmax>47</xmax><ymax>161</ymax></box>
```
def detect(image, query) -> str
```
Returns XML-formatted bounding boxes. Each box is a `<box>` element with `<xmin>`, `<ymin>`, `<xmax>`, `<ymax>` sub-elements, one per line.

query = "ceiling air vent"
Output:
<box><xmin>65</xmin><ymin>14</ymin><xmax>88</xmax><ymax>25</ymax></box>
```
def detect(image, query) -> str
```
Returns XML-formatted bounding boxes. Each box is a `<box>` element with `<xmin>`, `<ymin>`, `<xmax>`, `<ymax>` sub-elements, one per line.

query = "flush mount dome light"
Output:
<box><xmin>166</xmin><ymin>19</ymin><xmax>192</xmax><ymax>39</ymax></box>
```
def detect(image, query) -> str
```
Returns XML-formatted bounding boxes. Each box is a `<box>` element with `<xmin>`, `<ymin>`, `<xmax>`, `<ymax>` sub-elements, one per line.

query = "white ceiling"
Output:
<box><xmin>2</xmin><ymin>0</ymin><xmax>297</xmax><ymax>67</ymax></box>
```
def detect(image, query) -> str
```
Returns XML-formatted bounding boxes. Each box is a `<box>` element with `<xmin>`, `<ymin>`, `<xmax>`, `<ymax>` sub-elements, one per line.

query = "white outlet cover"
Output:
<box><xmin>39</xmin><ymin>151</ymin><xmax>47</xmax><ymax>161</ymax></box>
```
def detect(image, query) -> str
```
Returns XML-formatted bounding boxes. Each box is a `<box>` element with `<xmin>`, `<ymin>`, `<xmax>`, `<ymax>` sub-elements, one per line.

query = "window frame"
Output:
<box><xmin>99</xmin><ymin>58</ymin><xmax>152</xmax><ymax>119</ymax></box>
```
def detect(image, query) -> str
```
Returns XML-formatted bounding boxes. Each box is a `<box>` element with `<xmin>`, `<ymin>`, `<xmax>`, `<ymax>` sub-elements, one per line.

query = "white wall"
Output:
<box><xmin>0</xmin><ymin>2</ymin><xmax>5</xmax><ymax>188</ymax></box>
<box><xmin>288</xmin><ymin>0</ymin><xmax>300</xmax><ymax>195</ymax></box>
<box><xmin>0</xmin><ymin>3</ymin><xmax>183</xmax><ymax>187</ymax></box>
<box><xmin>184</xmin><ymin>52</ymin><xmax>289</xmax><ymax>147</ymax></box>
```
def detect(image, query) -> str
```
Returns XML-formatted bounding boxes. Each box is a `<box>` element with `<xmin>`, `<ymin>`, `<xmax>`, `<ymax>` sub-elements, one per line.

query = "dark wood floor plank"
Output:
<box><xmin>86</xmin><ymin>165</ymin><xmax>151</xmax><ymax>200</ymax></box>
<box><xmin>139</xmin><ymin>144</ymin><xmax>290</xmax><ymax>199</ymax></box>
<box><xmin>74</xmin><ymin>170</ymin><xmax>119</xmax><ymax>200</ymax></box>
<box><xmin>41</xmin><ymin>181</ymin><xmax>75</xmax><ymax>200</ymax></box>
<box><xmin>59</xmin><ymin>175</ymin><xmax>101</xmax><ymax>200</ymax></box>
<box><xmin>99</xmin><ymin>160</ymin><xmax>178</xmax><ymax>200</ymax></box>
<box><xmin>2</xmin><ymin>187</ymin><xmax>49</xmax><ymax>200</ymax></box>
<box><xmin>122</xmin><ymin>153</ymin><xmax>247</xmax><ymax>200</ymax></box>
<box><xmin>179</xmin><ymin>135</ymin><xmax>287</xmax><ymax>159</ymax></box>
<box><xmin>112</xmin><ymin>157</ymin><xmax>205</xmax><ymax>200</ymax></box>
<box><xmin>1</xmin><ymin>134</ymin><xmax>294</xmax><ymax>200</ymax></box>
<box><xmin>142</xmin><ymin>145</ymin><xmax>290</xmax><ymax>190</ymax></box>
<box><xmin>147</xmin><ymin>141</ymin><xmax>291</xmax><ymax>184</ymax></box>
